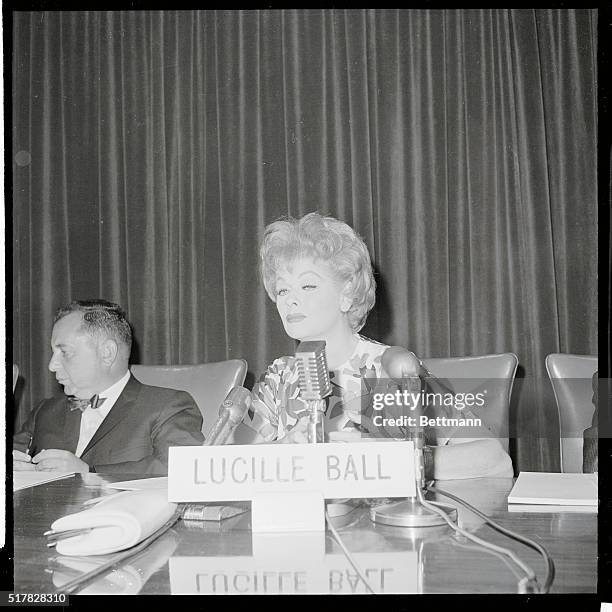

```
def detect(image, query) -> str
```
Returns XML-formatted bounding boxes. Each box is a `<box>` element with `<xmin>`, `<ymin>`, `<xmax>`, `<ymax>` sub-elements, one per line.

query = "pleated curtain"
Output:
<box><xmin>12</xmin><ymin>9</ymin><xmax>598</xmax><ymax>471</ymax></box>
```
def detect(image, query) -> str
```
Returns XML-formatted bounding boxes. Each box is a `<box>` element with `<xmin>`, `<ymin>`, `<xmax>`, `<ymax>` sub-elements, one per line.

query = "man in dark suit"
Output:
<box><xmin>13</xmin><ymin>300</ymin><xmax>204</xmax><ymax>475</ymax></box>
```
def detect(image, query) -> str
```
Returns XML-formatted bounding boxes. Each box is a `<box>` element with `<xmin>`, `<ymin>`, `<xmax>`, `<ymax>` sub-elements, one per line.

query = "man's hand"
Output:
<box><xmin>31</xmin><ymin>449</ymin><xmax>90</xmax><ymax>474</ymax></box>
<box><xmin>277</xmin><ymin>417</ymin><xmax>310</xmax><ymax>444</ymax></box>
<box><xmin>13</xmin><ymin>449</ymin><xmax>36</xmax><ymax>471</ymax></box>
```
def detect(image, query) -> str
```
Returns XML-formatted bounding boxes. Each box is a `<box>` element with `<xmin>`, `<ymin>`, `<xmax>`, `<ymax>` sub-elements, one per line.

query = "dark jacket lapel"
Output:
<box><xmin>63</xmin><ymin>398</ymin><xmax>83</xmax><ymax>454</ymax></box>
<box><xmin>32</xmin><ymin>396</ymin><xmax>82</xmax><ymax>455</ymax></box>
<box><xmin>80</xmin><ymin>374</ymin><xmax>141</xmax><ymax>457</ymax></box>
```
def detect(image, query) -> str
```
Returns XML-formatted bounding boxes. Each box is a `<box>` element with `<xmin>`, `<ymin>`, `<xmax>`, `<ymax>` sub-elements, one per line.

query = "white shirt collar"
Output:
<box><xmin>74</xmin><ymin>371</ymin><xmax>131</xmax><ymax>458</ymax></box>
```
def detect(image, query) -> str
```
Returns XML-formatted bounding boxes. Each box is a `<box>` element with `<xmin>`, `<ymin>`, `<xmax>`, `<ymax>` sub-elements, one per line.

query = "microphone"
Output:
<box><xmin>204</xmin><ymin>387</ymin><xmax>251</xmax><ymax>446</ymax></box>
<box><xmin>382</xmin><ymin>346</ymin><xmax>423</xmax><ymax>431</ymax></box>
<box><xmin>371</xmin><ymin>346</ymin><xmax>457</xmax><ymax>527</ymax></box>
<box><xmin>381</xmin><ymin>346</ymin><xmax>421</xmax><ymax>380</ymax></box>
<box><xmin>381</xmin><ymin>346</ymin><xmax>427</xmax><ymax>485</ymax></box>
<box><xmin>295</xmin><ymin>341</ymin><xmax>332</xmax><ymax>400</ymax></box>
<box><xmin>295</xmin><ymin>341</ymin><xmax>332</xmax><ymax>443</ymax></box>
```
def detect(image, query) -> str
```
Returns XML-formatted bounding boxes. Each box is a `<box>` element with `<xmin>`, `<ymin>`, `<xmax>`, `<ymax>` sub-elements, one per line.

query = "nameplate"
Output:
<box><xmin>168</xmin><ymin>441</ymin><xmax>415</xmax><ymax>502</ymax></box>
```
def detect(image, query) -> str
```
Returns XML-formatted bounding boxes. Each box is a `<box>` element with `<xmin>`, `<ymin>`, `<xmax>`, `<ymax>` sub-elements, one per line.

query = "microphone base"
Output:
<box><xmin>369</xmin><ymin>497</ymin><xmax>457</xmax><ymax>528</ymax></box>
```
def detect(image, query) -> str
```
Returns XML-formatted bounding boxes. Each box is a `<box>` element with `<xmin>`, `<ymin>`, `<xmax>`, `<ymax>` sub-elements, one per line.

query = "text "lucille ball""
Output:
<box><xmin>192</xmin><ymin>453</ymin><xmax>392</xmax><ymax>485</ymax></box>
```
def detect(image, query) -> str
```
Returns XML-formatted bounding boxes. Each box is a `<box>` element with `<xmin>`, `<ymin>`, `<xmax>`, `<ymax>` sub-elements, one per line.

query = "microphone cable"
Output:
<box><xmin>415</xmin><ymin>486</ymin><xmax>542</xmax><ymax>592</ymax></box>
<box><xmin>426</xmin><ymin>483</ymin><xmax>555</xmax><ymax>593</ymax></box>
<box><xmin>326</xmin><ymin>493</ymin><xmax>538</xmax><ymax>594</ymax></box>
<box><xmin>324</xmin><ymin>508</ymin><xmax>377</xmax><ymax>594</ymax></box>
<box><xmin>449</xmin><ymin>538</ymin><xmax>526</xmax><ymax>582</ymax></box>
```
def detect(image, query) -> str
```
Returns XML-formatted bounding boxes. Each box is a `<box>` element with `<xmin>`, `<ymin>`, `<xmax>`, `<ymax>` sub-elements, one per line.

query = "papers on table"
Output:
<box><xmin>106</xmin><ymin>476</ymin><xmax>249</xmax><ymax>521</ymax></box>
<box><xmin>13</xmin><ymin>471</ymin><xmax>75</xmax><ymax>491</ymax></box>
<box><xmin>507</xmin><ymin>471</ymin><xmax>597</xmax><ymax>507</ymax></box>
<box><xmin>50</xmin><ymin>489</ymin><xmax>177</xmax><ymax>556</ymax></box>
<box><xmin>507</xmin><ymin>503</ymin><xmax>597</xmax><ymax>514</ymax></box>
<box><xmin>105</xmin><ymin>476</ymin><xmax>169</xmax><ymax>491</ymax></box>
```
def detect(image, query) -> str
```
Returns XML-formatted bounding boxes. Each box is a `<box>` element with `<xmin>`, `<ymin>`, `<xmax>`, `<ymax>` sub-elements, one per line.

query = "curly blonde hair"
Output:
<box><xmin>260</xmin><ymin>212</ymin><xmax>376</xmax><ymax>332</ymax></box>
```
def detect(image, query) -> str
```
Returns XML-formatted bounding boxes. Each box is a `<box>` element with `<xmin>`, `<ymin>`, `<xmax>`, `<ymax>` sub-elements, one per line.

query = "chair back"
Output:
<box><xmin>131</xmin><ymin>360</ymin><xmax>247</xmax><ymax>437</ymax></box>
<box><xmin>12</xmin><ymin>364</ymin><xmax>19</xmax><ymax>393</ymax></box>
<box><xmin>421</xmin><ymin>353</ymin><xmax>518</xmax><ymax>452</ymax></box>
<box><xmin>545</xmin><ymin>353</ymin><xmax>597</xmax><ymax>472</ymax></box>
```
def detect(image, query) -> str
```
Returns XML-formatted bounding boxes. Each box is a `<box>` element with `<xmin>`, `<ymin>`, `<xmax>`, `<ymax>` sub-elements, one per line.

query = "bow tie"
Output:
<box><xmin>68</xmin><ymin>394</ymin><xmax>107</xmax><ymax>412</ymax></box>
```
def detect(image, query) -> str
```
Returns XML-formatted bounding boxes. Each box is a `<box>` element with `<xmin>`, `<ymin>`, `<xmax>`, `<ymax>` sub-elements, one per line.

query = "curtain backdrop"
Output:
<box><xmin>12</xmin><ymin>9</ymin><xmax>598</xmax><ymax>472</ymax></box>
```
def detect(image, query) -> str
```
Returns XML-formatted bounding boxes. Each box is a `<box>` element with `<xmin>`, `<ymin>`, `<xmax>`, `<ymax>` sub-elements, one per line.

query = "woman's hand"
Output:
<box><xmin>277</xmin><ymin>417</ymin><xmax>310</xmax><ymax>444</ymax></box>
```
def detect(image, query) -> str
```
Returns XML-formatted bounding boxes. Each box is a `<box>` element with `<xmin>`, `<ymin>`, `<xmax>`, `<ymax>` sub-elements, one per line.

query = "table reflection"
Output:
<box><xmin>50</xmin><ymin>530</ymin><xmax>179</xmax><ymax>595</ymax></box>
<box><xmin>166</xmin><ymin>509</ymin><xmax>457</xmax><ymax>594</ymax></box>
<box><xmin>14</xmin><ymin>476</ymin><xmax>596</xmax><ymax>594</ymax></box>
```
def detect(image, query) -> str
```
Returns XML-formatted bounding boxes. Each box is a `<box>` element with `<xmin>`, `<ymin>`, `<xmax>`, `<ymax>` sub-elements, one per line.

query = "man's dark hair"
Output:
<box><xmin>54</xmin><ymin>300</ymin><xmax>133</xmax><ymax>355</ymax></box>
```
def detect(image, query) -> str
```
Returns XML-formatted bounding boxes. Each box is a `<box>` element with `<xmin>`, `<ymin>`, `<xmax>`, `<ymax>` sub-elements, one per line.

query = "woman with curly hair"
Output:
<box><xmin>242</xmin><ymin>212</ymin><xmax>512</xmax><ymax>479</ymax></box>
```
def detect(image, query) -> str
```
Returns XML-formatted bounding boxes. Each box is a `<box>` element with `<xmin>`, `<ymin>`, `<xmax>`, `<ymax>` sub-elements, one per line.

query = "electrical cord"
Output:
<box><xmin>328</xmin><ymin>492</ymin><xmax>537</xmax><ymax>594</ymax></box>
<box><xmin>324</xmin><ymin>509</ymin><xmax>376</xmax><ymax>594</ymax></box>
<box><xmin>416</xmin><ymin>487</ymin><xmax>541</xmax><ymax>591</ymax></box>
<box><xmin>426</xmin><ymin>483</ymin><xmax>555</xmax><ymax>593</ymax></box>
<box><xmin>450</xmin><ymin>538</ymin><xmax>526</xmax><ymax>581</ymax></box>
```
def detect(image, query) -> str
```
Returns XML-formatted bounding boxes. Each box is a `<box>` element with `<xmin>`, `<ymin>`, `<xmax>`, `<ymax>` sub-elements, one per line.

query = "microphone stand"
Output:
<box><xmin>307</xmin><ymin>399</ymin><xmax>326</xmax><ymax>444</ymax></box>
<box><xmin>370</xmin><ymin>374</ymin><xmax>457</xmax><ymax>527</ymax></box>
<box><xmin>372</xmin><ymin>521</ymin><xmax>451</xmax><ymax>593</ymax></box>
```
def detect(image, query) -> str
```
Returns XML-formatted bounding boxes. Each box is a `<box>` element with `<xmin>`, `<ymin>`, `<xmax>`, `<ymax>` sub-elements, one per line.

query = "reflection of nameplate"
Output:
<box><xmin>168</xmin><ymin>442</ymin><xmax>414</xmax><ymax>532</ymax></box>
<box><xmin>168</xmin><ymin>551</ymin><xmax>418</xmax><ymax>594</ymax></box>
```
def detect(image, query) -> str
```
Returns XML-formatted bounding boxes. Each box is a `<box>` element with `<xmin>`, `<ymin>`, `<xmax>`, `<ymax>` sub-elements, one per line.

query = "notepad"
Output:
<box><xmin>508</xmin><ymin>503</ymin><xmax>597</xmax><ymax>513</ymax></box>
<box><xmin>13</xmin><ymin>471</ymin><xmax>75</xmax><ymax>491</ymax></box>
<box><xmin>507</xmin><ymin>471</ymin><xmax>597</xmax><ymax>506</ymax></box>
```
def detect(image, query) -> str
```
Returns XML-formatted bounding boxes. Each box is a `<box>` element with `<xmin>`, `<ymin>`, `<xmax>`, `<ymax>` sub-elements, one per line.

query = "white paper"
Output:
<box><xmin>52</xmin><ymin>489</ymin><xmax>177</xmax><ymax>556</ymax></box>
<box><xmin>508</xmin><ymin>503</ymin><xmax>597</xmax><ymax>513</ymax></box>
<box><xmin>13</xmin><ymin>471</ymin><xmax>75</xmax><ymax>491</ymax></box>
<box><xmin>507</xmin><ymin>471</ymin><xmax>598</xmax><ymax>506</ymax></box>
<box><xmin>106</xmin><ymin>476</ymin><xmax>248</xmax><ymax>522</ymax></box>
<box><xmin>105</xmin><ymin>476</ymin><xmax>169</xmax><ymax>491</ymax></box>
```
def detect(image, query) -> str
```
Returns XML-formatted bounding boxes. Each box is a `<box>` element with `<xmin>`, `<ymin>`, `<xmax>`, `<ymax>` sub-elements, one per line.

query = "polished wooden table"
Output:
<box><xmin>13</xmin><ymin>474</ymin><xmax>596</xmax><ymax>594</ymax></box>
